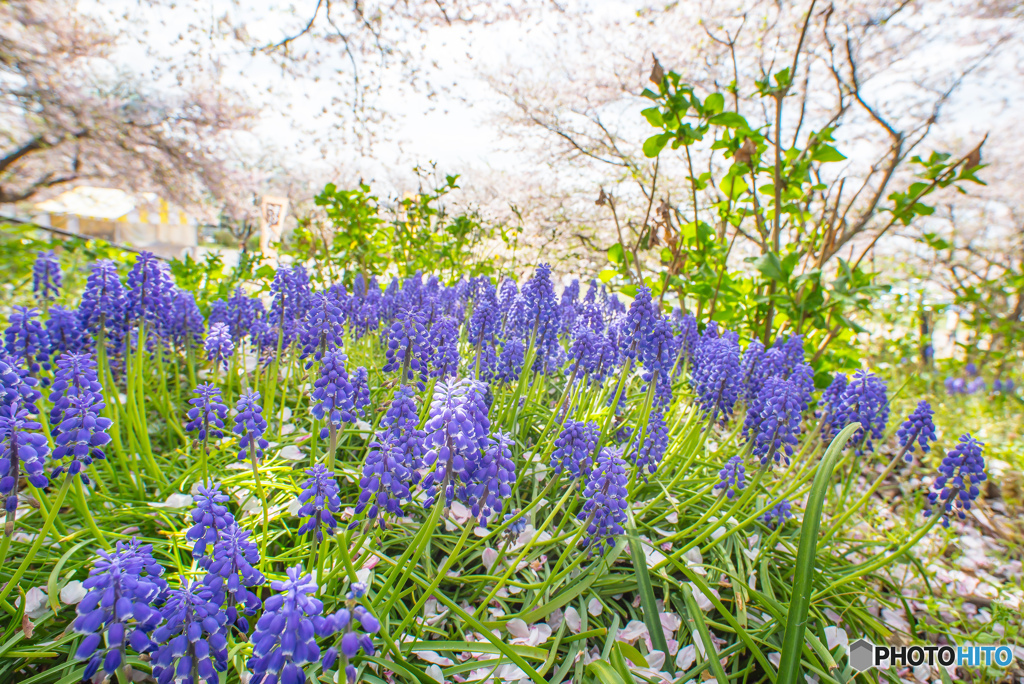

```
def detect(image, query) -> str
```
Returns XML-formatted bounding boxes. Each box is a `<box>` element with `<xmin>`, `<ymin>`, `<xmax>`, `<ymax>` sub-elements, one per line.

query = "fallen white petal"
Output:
<box><xmin>425</xmin><ymin>664</ymin><xmax>444</xmax><ymax>683</ymax></box>
<box><xmin>564</xmin><ymin>606</ymin><xmax>582</xmax><ymax>633</ymax></box>
<box><xmin>60</xmin><ymin>580</ymin><xmax>86</xmax><ymax>605</ymax></box>
<box><xmin>152</xmin><ymin>492</ymin><xmax>193</xmax><ymax>508</ymax></box>
<box><xmin>416</xmin><ymin>651</ymin><xmax>455</xmax><ymax>667</ymax></box>
<box><xmin>279</xmin><ymin>445</ymin><xmax>303</xmax><ymax>461</ymax></box>
<box><xmin>675</xmin><ymin>645</ymin><xmax>696</xmax><ymax>670</ymax></box>
<box><xmin>588</xmin><ymin>598</ymin><xmax>604</xmax><ymax>616</ymax></box>
<box><xmin>482</xmin><ymin>548</ymin><xmax>499</xmax><ymax>572</ymax></box>
<box><xmin>824</xmin><ymin>626</ymin><xmax>848</xmax><ymax>652</ymax></box>
<box><xmin>506</xmin><ymin>618</ymin><xmax>530</xmax><ymax>639</ymax></box>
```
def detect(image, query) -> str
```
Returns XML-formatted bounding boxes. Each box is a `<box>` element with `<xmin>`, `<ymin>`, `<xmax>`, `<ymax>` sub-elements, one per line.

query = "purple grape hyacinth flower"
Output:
<box><xmin>551</xmin><ymin>419</ymin><xmax>599</xmax><ymax>480</ymax></box>
<box><xmin>621</xmin><ymin>286</ymin><xmax>658</xmax><ymax>361</ymax></box>
<box><xmin>896</xmin><ymin>400</ymin><xmax>938</xmax><ymax>461</ymax></box>
<box><xmin>150</xmin><ymin>580</ymin><xmax>229</xmax><ymax>684</ymax></box>
<box><xmin>4</xmin><ymin>306</ymin><xmax>50</xmax><ymax>374</ymax></box>
<box><xmin>354</xmin><ymin>386</ymin><xmax>425</xmax><ymax>527</ymax></box>
<box><xmin>45</xmin><ymin>305</ymin><xmax>87</xmax><ymax>358</ymax></box>
<box><xmin>126</xmin><ymin>251</ymin><xmax>174</xmax><ymax>328</ymax></box>
<box><xmin>0</xmin><ymin>354</ymin><xmax>42</xmax><ymax>414</ymax></box>
<box><xmin>714</xmin><ymin>456</ymin><xmax>746</xmax><ymax>499</ymax></box>
<box><xmin>205</xmin><ymin>322</ymin><xmax>235</xmax><ymax>370</ymax></box>
<box><xmin>73</xmin><ymin>540</ymin><xmax>166</xmax><ymax>681</ymax></box>
<box><xmin>163</xmin><ymin>288</ymin><xmax>205</xmax><ymax>350</ymax></box>
<box><xmin>692</xmin><ymin>333</ymin><xmax>742</xmax><ymax>423</ymax></box>
<box><xmin>461</xmin><ymin>430</ymin><xmax>517</xmax><ymax>526</ymax></box>
<box><xmin>186</xmin><ymin>482</ymin><xmax>234</xmax><ymax>558</ymax></box>
<box><xmin>247</xmin><ymin>565</ymin><xmax>335</xmax><ymax>684</ymax></box>
<box><xmin>0</xmin><ymin>401</ymin><xmax>50</xmax><ymax>523</ymax></box>
<box><xmin>631</xmin><ymin>409</ymin><xmax>668</xmax><ymax>478</ymax></box>
<box><xmin>322</xmin><ymin>583</ymin><xmax>381</xmax><ymax>684</ymax></box>
<box><xmin>926</xmin><ymin>434</ymin><xmax>987</xmax><ymax>528</ymax></box>
<box><xmin>297</xmin><ymin>464</ymin><xmax>342</xmax><ymax>541</ymax></box>
<box><xmin>832</xmin><ymin>370</ymin><xmax>889</xmax><ymax>455</ymax></box>
<box><xmin>428</xmin><ymin>315</ymin><xmax>461</xmax><ymax>379</ymax></box>
<box><xmin>201</xmin><ymin>523</ymin><xmax>265</xmax><ymax>632</ymax></box>
<box><xmin>577</xmin><ymin>447</ymin><xmax>629</xmax><ymax>556</ymax></box>
<box><xmin>48</xmin><ymin>353</ymin><xmax>111</xmax><ymax>482</ymax></box>
<box><xmin>185</xmin><ymin>384</ymin><xmax>229</xmax><ymax>444</ymax></box>
<box><xmin>311</xmin><ymin>348</ymin><xmax>358</xmax><ymax>438</ymax></box>
<box><xmin>761</xmin><ymin>500</ymin><xmax>793</xmax><ymax>529</ymax></box>
<box><xmin>383</xmin><ymin>307</ymin><xmax>430</xmax><ymax>390</ymax></box>
<box><xmin>32</xmin><ymin>250</ymin><xmax>62</xmax><ymax>301</ymax></box>
<box><xmin>233</xmin><ymin>391</ymin><xmax>268</xmax><ymax>463</ymax></box>
<box><xmin>494</xmin><ymin>337</ymin><xmax>525</xmax><ymax>384</ymax></box>
<box><xmin>752</xmin><ymin>377</ymin><xmax>806</xmax><ymax>466</ymax></box>
<box><xmin>301</xmin><ymin>292</ymin><xmax>346</xmax><ymax>365</ymax></box>
<box><xmin>78</xmin><ymin>259</ymin><xmax>127</xmax><ymax>349</ymax></box>
<box><xmin>421</xmin><ymin>379</ymin><xmax>490</xmax><ymax>511</ymax></box>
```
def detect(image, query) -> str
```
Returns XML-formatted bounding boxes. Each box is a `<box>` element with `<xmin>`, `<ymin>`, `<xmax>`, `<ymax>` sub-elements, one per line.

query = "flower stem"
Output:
<box><xmin>0</xmin><ymin>476</ymin><xmax>73</xmax><ymax>606</ymax></box>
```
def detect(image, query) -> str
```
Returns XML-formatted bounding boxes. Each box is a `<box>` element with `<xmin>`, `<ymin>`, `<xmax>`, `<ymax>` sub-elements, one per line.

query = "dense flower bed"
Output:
<box><xmin>0</xmin><ymin>252</ymin><xmax>987</xmax><ymax>684</ymax></box>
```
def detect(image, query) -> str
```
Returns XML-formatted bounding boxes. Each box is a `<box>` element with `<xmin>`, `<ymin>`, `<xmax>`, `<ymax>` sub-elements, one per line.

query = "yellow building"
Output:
<box><xmin>33</xmin><ymin>187</ymin><xmax>198</xmax><ymax>259</ymax></box>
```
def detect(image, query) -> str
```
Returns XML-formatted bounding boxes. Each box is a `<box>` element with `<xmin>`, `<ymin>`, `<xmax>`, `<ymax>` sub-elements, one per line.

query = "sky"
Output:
<box><xmin>80</xmin><ymin>0</ymin><xmax>1023</xmax><ymax>214</ymax></box>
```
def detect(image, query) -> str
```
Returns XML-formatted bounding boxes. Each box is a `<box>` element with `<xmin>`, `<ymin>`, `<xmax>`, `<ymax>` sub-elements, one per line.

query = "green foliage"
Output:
<box><xmin>611</xmin><ymin>64</ymin><xmax>986</xmax><ymax>378</ymax></box>
<box><xmin>300</xmin><ymin>168</ymin><xmax>498</xmax><ymax>287</ymax></box>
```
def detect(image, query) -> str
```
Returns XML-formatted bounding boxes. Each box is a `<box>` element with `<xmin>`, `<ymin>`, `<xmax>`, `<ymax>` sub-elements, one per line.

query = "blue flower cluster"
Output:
<box><xmin>0</xmin><ymin>401</ymin><xmax>50</xmax><ymax>519</ymax></box>
<box><xmin>185</xmin><ymin>384</ymin><xmax>229</xmax><ymax>444</ymax></box>
<box><xmin>32</xmin><ymin>250</ymin><xmax>62</xmax><ymax>301</ymax></box>
<box><xmin>926</xmin><ymin>434</ymin><xmax>987</xmax><ymax>527</ymax></box>
<box><xmin>297</xmin><ymin>464</ymin><xmax>343</xmax><ymax>541</ymax></box>
<box><xmin>48</xmin><ymin>353</ymin><xmax>112</xmax><ymax>482</ymax></box>
<box><xmin>233</xmin><ymin>391</ymin><xmax>269</xmax><ymax>463</ymax></box>
<box><xmin>896</xmin><ymin>400</ymin><xmax>937</xmax><ymax>461</ymax></box>
<box><xmin>578</xmin><ymin>447</ymin><xmax>629</xmax><ymax>556</ymax></box>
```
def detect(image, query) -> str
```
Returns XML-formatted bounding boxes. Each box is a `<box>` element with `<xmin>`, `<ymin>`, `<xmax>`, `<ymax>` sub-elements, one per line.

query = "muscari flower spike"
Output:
<box><xmin>926</xmin><ymin>434</ymin><xmax>987</xmax><ymax>528</ymax></box>
<box><xmin>383</xmin><ymin>307</ymin><xmax>430</xmax><ymax>391</ymax></box>
<box><xmin>896</xmin><ymin>400</ymin><xmax>938</xmax><ymax>461</ymax></box>
<box><xmin>504</xmin><ymin>509</ymin><xmax>528</xmax><ymax>540</ymax></box>
<box><xmin>421</xmin><ymin>378</ymin><xmax>490</xmax><ymax>511</ymax></box>
<box><xmin>322</xmin><ymin>583</ymin><xmax>381</xmax><ymax>684</ymax></box>
<box><xmin>126</xmin><ymin>251</ymin><xmax>175</xmax><ymax>328</ymax></box>
<box><xmin>185</xmin><ymin>384</ymin><xmax>229</xmax><ymax>444</ymax></box>
<box><xmin>714</xmin><ymin>456</ymin><xmax>746</xmax><ymax>499</ymax></box>
<box><xmin>300</xmin><ymin>292</ymin><xmax>346</xmax><ymax>365</ymax></box>
<box><xmin>429</xmin><ymin>315</ymin><xmax>461</xmax><ymax>379</ymax></box>
<box><xmin>48</xmin><ymin>353</ymin><xmax>111</xmax><ymax>482</ymax></box>
<box><xmin>4</xmin><ymin>306</ymin><xmax>50</xmax><ymax>374</ymax></box>
<box><xmin>297</xmin><ymin>464</ymin><xmax>342</xmax><ymax>542</ymax></box>
<box><xmin>692</xmin><ymin>333</ymin><xmax>742</xmax><ymax>423</ymax></box>
<box><xmin>350</xmin><ymin>366</ymin><xmax>370</xmax><ymax>415</ymax></box>
<box><xmin>201</xmin><ymin>523</ymin><xmax>265</xmax><ymax>632</ymax></box>
<box><xmin>0</xmin><ymin>354</ymin><xmax>41</xmax><ymax>414</ymax></box>
<box><xmin>0</xmin><ymin>401</ymin><xmax>50</xmax><ymax>523</ymax></box>
<box><xmin>578</xmin><ymin>447</ymin><xmax>629</xmax><ymax>556</ymax></box>
<box><xmin>247</xmin><ymin>565</ymin><xmax>335</xmax><ymax>684</ymax></box>
<box><xmin>46</xmin><ymin>305</ymin><xmax>87</xmax><ymax>358</ymax></box>
<box><xmin>150</xmin><ymin>580</ymin><xmax>229</xmax><ymax>684</ymax></box>
<box><xmin>205</xmin><ymin>322</ymin><xmax>235</xmax><ymax>370</ymax></box>
<box><xmin>233</xmin><ymin>391</ymin><xmax>268</xmax><ymax>463</ymax></box>
<box><xmin>311</xmin><ymin>348</ymin><xmax>358</xmax><ymax>437</ymax></box>
<box><xmin>761</xmin><ymin>500</ymin><xmax>793</xmax><ymax>529</ymax></box>
<box><xmin>494</xmin><ymin>338</ymin><xmax>525</xmax><ymax>384</ymax></box>
<box><xmin>78</xmin><ymin>259</ymin><xmax>127</xmax><ymax>347</ymax></box>
<box><xmin>163</xmin><ymin>288</ymin><xmax>205</xmax><ymax>350</ymax></box>
<box><xmin>550</xmin><ymin>419</ymin><xmax>598</xmax><ymax>480</ymax></box>
<box><xmin>832</xmin><ymin>370</ymin><xmax>889</xmax><ymax>455</ymax></box>
<box><xmin>631</xmin><ymin>409</ymin><xmax>667</xmax><ymax>478</ymax></box>
<box><xmin>32</xmin><ymin>250</ymin><xmax>62</xmax><ymax>301</ymax></box>
<box><xmin>461</xmin><ymin>430</ymin><xmax>517</xmax><ymax>526</ymax></box>
<box><xmin>752</xmin><ymin>376</ymin><xmax>807</xmax><ymax>466</ymax></box>
<box><xmin>74</xmin><ymin>540</ymin><xmax>166</xmax><ymax>681</ymax></box>
<box><xmin>186</xmin><ymin>482</ymin><xmax>234</xmax><ymax>558</ymax></box>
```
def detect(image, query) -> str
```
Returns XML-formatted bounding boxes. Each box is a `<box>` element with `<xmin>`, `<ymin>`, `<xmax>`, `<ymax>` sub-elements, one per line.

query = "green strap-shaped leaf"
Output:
<box><xmin>776</xmin><ymin>422</ymin><xmax>860</xmax><ymax>684</ymax></box>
